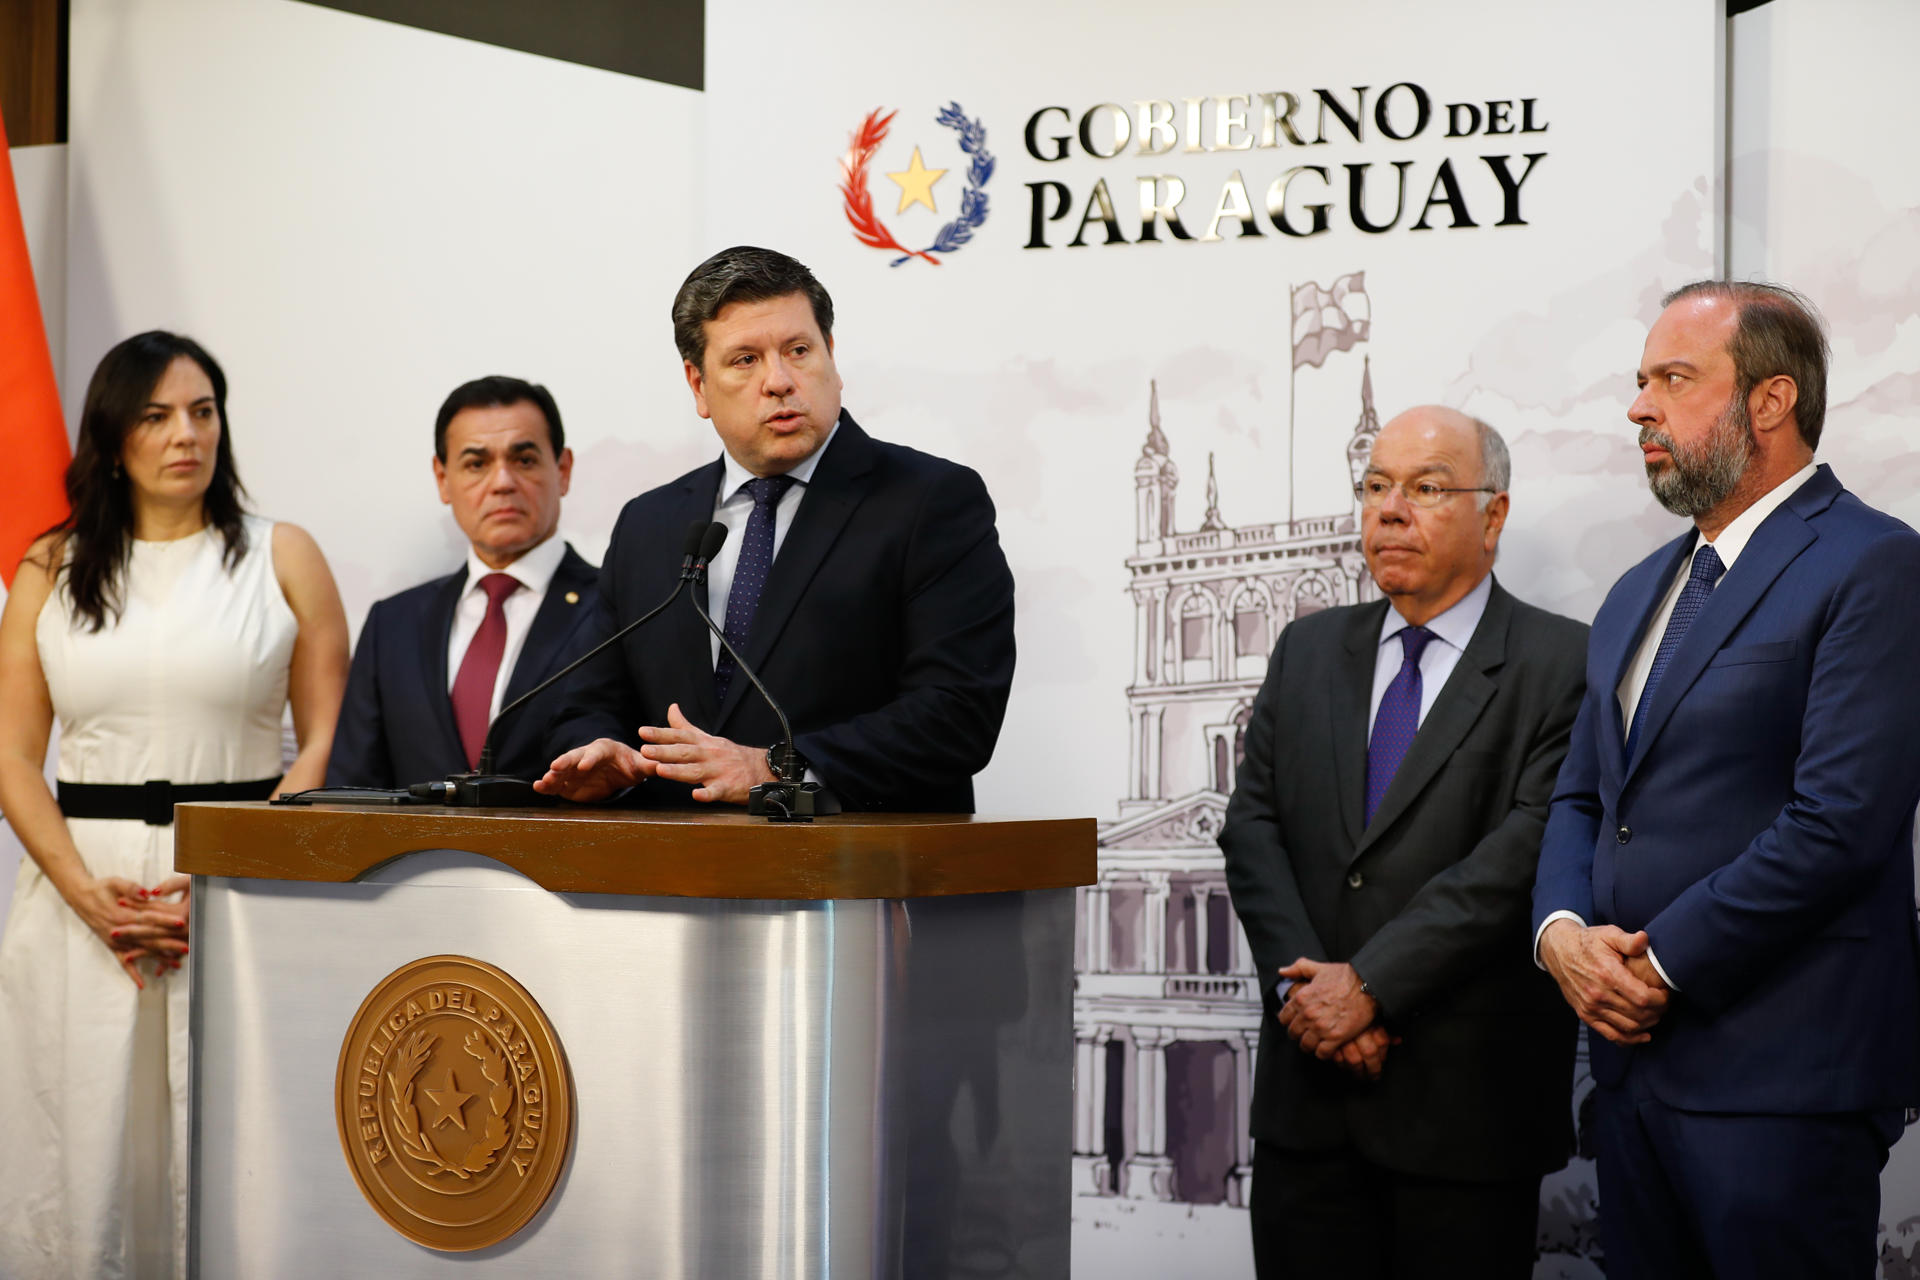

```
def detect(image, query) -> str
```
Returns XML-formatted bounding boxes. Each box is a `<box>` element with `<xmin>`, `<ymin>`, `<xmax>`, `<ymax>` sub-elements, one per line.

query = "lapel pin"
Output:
<box><xmin>565</xmin><ymin>591</ymin><xmax>580</xmax><ymax>605</ymax></box>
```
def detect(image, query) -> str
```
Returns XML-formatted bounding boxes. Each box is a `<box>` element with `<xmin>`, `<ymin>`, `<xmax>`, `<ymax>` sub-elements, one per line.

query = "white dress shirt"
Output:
<box><xmin>1369</xmin><ymin>572</ymin><xmax>1493</xmax><ymax>737</ymax></box>
<box><xmin>445</xmin><ymin>533</ymin><xmax>569</xmax><ymax>726</ymax></box>
<box><xmin>1534</xmin><ymin>462</ymin><xmax>1821</xmax><ymax>986</ymax></box>
<box><xmin>704</xmin><ymin>418</ymin><xmax>840</xmax><ymax>668</ymax></box>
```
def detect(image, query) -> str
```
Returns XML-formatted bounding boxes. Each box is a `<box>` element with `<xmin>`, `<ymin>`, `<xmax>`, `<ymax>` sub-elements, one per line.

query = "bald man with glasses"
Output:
<box><xmin>1219</xmin><ymin>405</ymin><xmax>1589</xmax><ymax>1279</ymax></box>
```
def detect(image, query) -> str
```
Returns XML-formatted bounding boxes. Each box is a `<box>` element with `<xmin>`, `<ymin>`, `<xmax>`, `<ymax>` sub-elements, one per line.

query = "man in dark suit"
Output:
<box><xmin>1532</xmin><ymin>281</ymin><xmax>1920</xmax><ymax>1278</ymax></box>
<box><xmin>1219</xmin><ymin>405</ymin><xmax>1587</xmax><ymax>1278</ymax></box>
<box><xmin>327</xmin><ymin>377</ymin><xmax>599</xmax><ymax>788</ymax></box>
<box><xmin>536</xmin><ymin>246</ymin><xmax>1014</xmax><ymax>811</ymax></box>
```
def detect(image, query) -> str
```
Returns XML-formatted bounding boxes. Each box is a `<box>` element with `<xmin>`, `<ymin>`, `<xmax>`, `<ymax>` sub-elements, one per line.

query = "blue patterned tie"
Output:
<box><xmin>715</xmin><ymin>474</ymin><xmax>795</xmax><ymax>704</ymax></box>
<box><xmin>1626</xmin><ymin>543</ymin><xmax>1724</xmax><ymax>758</ymax></box>
<box><xmin>1365</xmin><ymin>626</ymin><xmax>1436</xmax><ymax>827</ymax></box>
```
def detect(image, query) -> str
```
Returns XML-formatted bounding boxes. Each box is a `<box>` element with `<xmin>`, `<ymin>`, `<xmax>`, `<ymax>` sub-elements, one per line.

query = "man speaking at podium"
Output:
<box><xmin>327</xmin><ymin>377</ymin><xmax>600</xmax><ymax>788</ymax></box>
<box><xmin>538</xmin><ymin>246</ymin><xmax>1016</xmax><ymax>812</ymax></box>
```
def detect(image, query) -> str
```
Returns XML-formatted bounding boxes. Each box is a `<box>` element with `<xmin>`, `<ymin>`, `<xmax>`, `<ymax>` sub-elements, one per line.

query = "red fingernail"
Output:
<box><xmin>110</xmin><ymin>930</ymin><xmax>123</xmax><ymax>939</ymax></box>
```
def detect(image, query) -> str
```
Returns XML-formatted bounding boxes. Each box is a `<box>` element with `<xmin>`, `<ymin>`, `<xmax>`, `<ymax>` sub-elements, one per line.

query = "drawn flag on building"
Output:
<box><xmin>1290</xmin><ymin>272</ymin><xmax>1371</xmax><ymax>369</ymax></box>
<box><xmin>0</xmin><ymin>105</ymin><xmax>69</xmax><ymax>589</ymax></box>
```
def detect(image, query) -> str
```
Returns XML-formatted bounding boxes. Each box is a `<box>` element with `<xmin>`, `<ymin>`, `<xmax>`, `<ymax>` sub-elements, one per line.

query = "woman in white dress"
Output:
<box><xmin>0</xmin><ymin>331</ymin><xmax>350</xmax><ymax>1278</ymax></box>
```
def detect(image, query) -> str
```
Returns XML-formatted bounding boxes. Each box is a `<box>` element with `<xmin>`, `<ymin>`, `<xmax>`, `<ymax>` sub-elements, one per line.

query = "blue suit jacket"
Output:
<box><xmin>325</xmin><ymin>543</ymin><xmax>600</xmax><ymax>788</ymax></box>
<box><xmin>1532</xmin><ymin>466</ymin><xmax>1920</xmax><ymax>1112</ymax></box>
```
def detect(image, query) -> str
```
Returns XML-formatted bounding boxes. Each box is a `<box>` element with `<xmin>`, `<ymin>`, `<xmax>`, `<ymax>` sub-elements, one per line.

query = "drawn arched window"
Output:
<box><xmin>1232</xmin><ymin>702</ymin><xmax>1254</xmax><ymax>770</ymax></box>
<box><xmin>1290</xmin><ymin>574</ymin><xmax>1335</xmax><ymax>621</ymax></box>
<box><xmin>1179</xmin><ymin>591</ymin><xmax>1216</xmax><ymax>683</ymax></box>
<box><xmin>1230</xmin><ymin>583</ymin><xmax>1272</xmax><ymax>679</ymax></box>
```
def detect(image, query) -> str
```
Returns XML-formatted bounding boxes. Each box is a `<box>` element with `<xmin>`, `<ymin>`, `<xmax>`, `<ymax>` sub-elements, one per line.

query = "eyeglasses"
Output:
<box><xmin>1354</xmin><ymin>477</ymin><xmax>1498</xmax><ymax>510</ymax></box>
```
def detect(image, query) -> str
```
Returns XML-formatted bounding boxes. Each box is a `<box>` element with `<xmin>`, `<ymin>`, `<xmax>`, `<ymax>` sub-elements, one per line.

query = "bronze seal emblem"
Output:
<box><xmin>334</xmin><ymin>955</ymin><xmax>573</xmax><ymax>1251</ymax></box>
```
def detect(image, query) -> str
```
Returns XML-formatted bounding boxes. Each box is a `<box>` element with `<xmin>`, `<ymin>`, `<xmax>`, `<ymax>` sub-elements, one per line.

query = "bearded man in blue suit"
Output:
<box><xmin>1532</xmin><ymin>281</ymin><xmax>1920</xmax><ymax>1278</ymax></box>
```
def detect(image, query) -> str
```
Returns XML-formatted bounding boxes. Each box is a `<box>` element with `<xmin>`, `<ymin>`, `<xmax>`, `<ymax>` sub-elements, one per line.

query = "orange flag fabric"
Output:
<box><xmin>0</xmin><ymin>104</ymin><xmax>70</xmax><ymax>588</ymax></box>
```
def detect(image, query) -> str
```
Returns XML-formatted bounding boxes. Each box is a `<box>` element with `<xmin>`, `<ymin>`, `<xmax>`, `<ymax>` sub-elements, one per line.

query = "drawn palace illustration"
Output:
<box><xmin>1072</xmin><ymin>364</ymin><xmax>1384</xmax><ymax>1207</ymax></box>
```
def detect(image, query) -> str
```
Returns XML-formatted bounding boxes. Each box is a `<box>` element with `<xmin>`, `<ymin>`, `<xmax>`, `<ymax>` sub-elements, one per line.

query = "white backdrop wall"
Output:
<box><xmin>62</xmin><ymin>0</ymin><xmax>708</xmax><ymax>603</ymax></box>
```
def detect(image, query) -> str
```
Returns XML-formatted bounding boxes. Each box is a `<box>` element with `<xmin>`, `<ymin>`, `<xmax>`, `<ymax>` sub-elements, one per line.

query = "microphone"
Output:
<box><xmin>685</xmin><ymin>520</ymin><xmax>840</xmax><ymax>822</ymax></box>
<box><xmin>274</xmin><ymin>522</ymin><xmax>713</xmax><ymax>810</ymax></box>
<box><xmin>435</xmin><ymin>519</ymin><xmax>714</xmax><ymax>807</ymax></box>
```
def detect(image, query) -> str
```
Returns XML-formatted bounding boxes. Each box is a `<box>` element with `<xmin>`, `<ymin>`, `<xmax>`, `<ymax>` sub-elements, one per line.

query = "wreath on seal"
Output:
<box><xmin>387</xmin><ymin>1028</ymin><xmax>514</xmax><ymax>1180</ymax></box>
<box><xmin>840</xmin><ymin>102</ymin><xmax>993</xmax><ymax>267</ymax></box>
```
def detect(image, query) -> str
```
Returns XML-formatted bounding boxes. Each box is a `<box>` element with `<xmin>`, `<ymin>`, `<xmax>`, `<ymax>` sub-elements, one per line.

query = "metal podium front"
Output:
<box><xmin>175</xmin><ymin>805</ymin><xmax>1094</xmax><ymax>1279</ymax></box>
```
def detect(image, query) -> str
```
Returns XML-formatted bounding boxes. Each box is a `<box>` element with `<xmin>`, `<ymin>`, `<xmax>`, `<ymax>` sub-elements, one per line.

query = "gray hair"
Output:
<box><xmin>1473</xmin><ymin>417</ymin><xmax>1511</xmax><ymax>501</ymax></box>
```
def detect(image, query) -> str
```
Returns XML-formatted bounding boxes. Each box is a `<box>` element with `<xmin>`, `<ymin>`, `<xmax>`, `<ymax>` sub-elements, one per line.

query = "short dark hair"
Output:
<box><xmin>671</xmin><ymin>246</ymin><xmax>835</xmax><ymax>370</ymax></box>
<box><xmin>433</xmin><ymin>376</ymin><xmax>564</xmax><ymax>462</ymax></box>
<box><xmin>1662</xmin><ymin>280</ymin><xmax>1830</xmax><ymax>449</ymax></box>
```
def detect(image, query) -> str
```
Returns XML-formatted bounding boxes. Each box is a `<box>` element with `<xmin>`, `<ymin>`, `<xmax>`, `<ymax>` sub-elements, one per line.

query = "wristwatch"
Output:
<box><xmin>766</xmin><ymin>745</ymin><xmax>808</xmax><ymax>782</ymax></box>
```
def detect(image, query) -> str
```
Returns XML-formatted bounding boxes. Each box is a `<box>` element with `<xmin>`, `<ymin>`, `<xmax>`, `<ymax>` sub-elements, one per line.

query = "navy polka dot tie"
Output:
<box><xmin>1365</xmin><ymin>625</ymin><xmax>1435</xmax><ymax>827</ymax></box>
<box><xmin>1626</xmin><ymin>543</ymin><xmax>1724</xmax><ymax>759</ymax></box>
<box><xmin>715</xmin><ymin>474</ymin><xmax>795</xmax><ymax>705</ymax></box>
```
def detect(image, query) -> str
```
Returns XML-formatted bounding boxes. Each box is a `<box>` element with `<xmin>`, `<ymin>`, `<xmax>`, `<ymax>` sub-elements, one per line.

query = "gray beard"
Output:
<box><xmin>1642</xmin><ymin>395</ymin><xmax>1754</xmax><ymax>518</ymax></box>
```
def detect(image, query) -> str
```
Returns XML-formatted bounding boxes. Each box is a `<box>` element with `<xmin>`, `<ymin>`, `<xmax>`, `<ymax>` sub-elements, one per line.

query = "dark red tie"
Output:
<box><xmin>451</xmin><ymin>572</ymin><xmax>520</xmax><ymax>769</ymax></box>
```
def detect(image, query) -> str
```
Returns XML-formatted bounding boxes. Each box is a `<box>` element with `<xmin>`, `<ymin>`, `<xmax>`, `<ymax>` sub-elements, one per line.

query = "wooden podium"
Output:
<box><xmin>175</xmin><ymin>804</ymin><xmax>1094</xmax><ymax>1278</ymax></box>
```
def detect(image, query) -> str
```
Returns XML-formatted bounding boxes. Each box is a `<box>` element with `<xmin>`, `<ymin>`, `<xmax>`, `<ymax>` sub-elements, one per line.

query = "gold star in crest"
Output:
<box><xmin>422</xmin><ymin>1067</ymin><xmax>474</xmax><ymax>1131</ymax></box>
<box><xmin>886</xmin><ymin>147</ymin><xmax>947</xmax><ymax>215</ymax></box>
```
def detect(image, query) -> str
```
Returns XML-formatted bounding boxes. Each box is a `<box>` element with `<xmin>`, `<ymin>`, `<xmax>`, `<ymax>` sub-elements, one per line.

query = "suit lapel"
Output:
<box><xmin>1331</xmin><ymin>601</ymin><xmax>1387</xmax><ymax>848</ymax></box>
<box><xmin>424</xmin><ymin>568</ymin><xmax>467</xmax><ymax>765</ymax></box>
<box><xmin>1623</xmin><ymin>469</ymin><xmax>1834</xmax><ymax>782</ymax></box>
<box><xmin>501</xmin><ymin>545</ymin><xmax>595</xmax><ymax>704</ymax></box>
<box><xmin>1351</xmin><ymin>582</ymin><xmax>1509</xmax><ymax>860</ymax></box>
<box><xmin>715</xmin><ymin>416</ymin><xmax>876</xmax><ymax>731</ymax></box>
<box><xmin>1604</xmin><ymin>534</ymin><xmax>1695</xmax><ymax>771</ymax></box>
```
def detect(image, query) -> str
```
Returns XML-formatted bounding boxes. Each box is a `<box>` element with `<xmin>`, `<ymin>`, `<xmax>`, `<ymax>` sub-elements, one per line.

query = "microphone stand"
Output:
<box><xmin>426</xmin><ymin>521</ymin><xmax>714</xmax><ymax>808</ymax></box>
<box><xmin>688</xmin><ymin>564</ymin><xmax>839</xmax><ymax>822</ymax></box>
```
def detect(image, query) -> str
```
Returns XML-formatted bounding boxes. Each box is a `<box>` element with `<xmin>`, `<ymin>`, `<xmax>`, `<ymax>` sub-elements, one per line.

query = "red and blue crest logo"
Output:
<box><xmin>839</xmin><ymin>103</ymin><xmax>993</xmax><ymax>267</ymax></box>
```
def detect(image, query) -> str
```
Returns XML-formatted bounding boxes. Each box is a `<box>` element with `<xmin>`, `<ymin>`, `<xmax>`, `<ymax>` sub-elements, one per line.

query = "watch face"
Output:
<box><xmin>768</xmin><ymin>746</ymin><xmax>804</xmax><ymax>781</ymax></box>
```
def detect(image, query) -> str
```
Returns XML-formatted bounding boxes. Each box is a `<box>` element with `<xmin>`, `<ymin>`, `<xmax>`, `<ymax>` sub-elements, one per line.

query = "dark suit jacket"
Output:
<box><xmin>326</xmin><ymin>543</ymin><xmax>600</xmax><ymax>787</ymax></box>
<box><xmin>1219</xmin><ymin>577</ymin><xmax>1587</xmax><ymax>1182</ymax></box>
<box><xmin>548</xmin><ymin>414</ymin><xmax>1016</xmax><ymax>812</ymax></box>
<box><xmin>1532</xmin><ymin>465</ymin><xmax>1920</xmax><ymax>1113</ymax></box>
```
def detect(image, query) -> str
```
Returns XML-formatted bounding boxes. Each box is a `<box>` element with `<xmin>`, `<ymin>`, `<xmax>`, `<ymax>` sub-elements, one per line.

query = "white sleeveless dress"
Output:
<box><xmin>0</xmin><ymin>515</ymin><xmax>295</xmax><ymax>1280</ymax></box>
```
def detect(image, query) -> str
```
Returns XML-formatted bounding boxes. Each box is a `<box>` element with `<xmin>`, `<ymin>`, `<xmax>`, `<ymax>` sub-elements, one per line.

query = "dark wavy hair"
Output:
<box><xmin>671</xmin><ymin>246</ymin><xmax>835</xmax><ymax>370</ymax></box>
<box><xmin>49</xmin><ymin>331</ymin><xmax>250</xmax><ymax>631</ymax></box>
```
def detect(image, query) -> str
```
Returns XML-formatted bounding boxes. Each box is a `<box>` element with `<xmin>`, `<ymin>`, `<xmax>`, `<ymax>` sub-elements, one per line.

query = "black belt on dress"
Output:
<box><xmin>57</xmin><ymin>777</ymin><xmax>281</xmax><ymax>826</ymax></box>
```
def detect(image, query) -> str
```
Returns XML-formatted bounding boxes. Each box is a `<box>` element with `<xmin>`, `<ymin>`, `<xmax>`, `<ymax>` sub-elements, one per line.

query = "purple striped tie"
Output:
<box><xmin>1365</xmin><ymin>625</ymin><xmax>1435</xmax><ymax>827</ymax></box>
